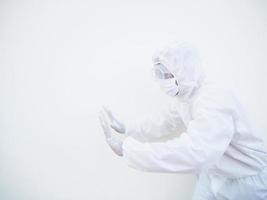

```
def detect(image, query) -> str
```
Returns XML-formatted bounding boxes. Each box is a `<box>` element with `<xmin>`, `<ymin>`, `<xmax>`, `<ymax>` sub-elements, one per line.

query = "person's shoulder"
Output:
<box><xmin>201</xmin><ymin>81</ymin><xmax>236</xmax><ymax>96</ymax></box>
<box><xmin>195</xmin><ymin>82</ymin><xmax>236</xmax><ymax>109</ymax></box>
<box><xmin>201</xmin><ymin>81</ymin><xmax>233</xmax><ymax>94</ymax></box>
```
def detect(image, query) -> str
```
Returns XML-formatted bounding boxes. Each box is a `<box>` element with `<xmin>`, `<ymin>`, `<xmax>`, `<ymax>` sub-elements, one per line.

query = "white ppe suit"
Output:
<box><xmin>122</xmin><ymin>43</ymin><xmax>267</xmax><ymax>199</ymax></box>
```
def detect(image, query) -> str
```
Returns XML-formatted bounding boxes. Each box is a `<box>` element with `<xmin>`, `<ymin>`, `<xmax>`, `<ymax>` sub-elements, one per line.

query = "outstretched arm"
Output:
<box><xmin>122</xmin><ymin>100</ymin><xmax>234</xmax><ymax>173</ymax></box>
<box><xmin>125</xmin><ymin>103</ymin><xmax>186</xmax><ymax>141</ymax></box>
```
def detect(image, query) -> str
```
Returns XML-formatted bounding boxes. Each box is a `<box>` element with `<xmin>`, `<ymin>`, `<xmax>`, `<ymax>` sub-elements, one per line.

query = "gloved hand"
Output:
<box><xmin>99</xmin><ymin>110</ymin><xmax>125</xmax><ymax>156</ymax></box>
<box><xmin>103</xmin><ymin>107</ymin><xmax>126</xmax><ymax>134</ymax></box>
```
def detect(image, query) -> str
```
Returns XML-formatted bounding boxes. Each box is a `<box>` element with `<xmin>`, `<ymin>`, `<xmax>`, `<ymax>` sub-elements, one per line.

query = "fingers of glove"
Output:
<box><xmin>110</xmin><ymin>145</ymin><xmax>123</xmax><ymax>156</ymax></box>
<box><xmin>98</xmin><ymin>111</ymin><xmax>107</xmax><ymax>130</ymax></box>
<box><xmin>99</xmin><ymin>111</ymin><xmax>111</xmax><ymax>138</ymax></box>
<box><xmin>110</xmin><ymin>123</ymin><xmax>125</xmax><ymax>134</ymax></box>
<box><xmin>103</xmin><ymin>107</ymin><xmax>124</xmax><ymax>128</ymax></box>
<box><xmin>102</xmin><ymin>106</ymin><xmax>117</xmax><ymax>123</ymax></box>
<box><xmin>102</xmin><ymin>107</ymin><xmax>125</xmax><ymax>133</ymax></box>
<box><xmin>106</xmin><ymin>137</ymin><xmax>123</xmax><ymax>156</ymax></box>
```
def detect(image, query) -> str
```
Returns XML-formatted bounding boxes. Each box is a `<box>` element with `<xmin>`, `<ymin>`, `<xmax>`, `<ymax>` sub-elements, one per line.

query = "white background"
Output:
<box><xmin>0</xmin><ymin>1</ymin><xmax>267</xmax><ymax>199</ymax></box>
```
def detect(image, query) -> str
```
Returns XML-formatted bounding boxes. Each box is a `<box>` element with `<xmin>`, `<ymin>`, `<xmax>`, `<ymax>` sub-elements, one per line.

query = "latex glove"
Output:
<box><xmin>103</xmin><ymin>107</ymin><xmax>126</xmax><ymax>134</ymax></box>
<box><xmin>99</xmin><ymin>110</ymin><xmax>125</xmax><ymax>156</ymax></box>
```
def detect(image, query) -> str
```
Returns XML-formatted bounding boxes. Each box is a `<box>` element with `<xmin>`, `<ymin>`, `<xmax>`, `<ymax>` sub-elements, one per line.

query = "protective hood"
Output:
<box><xmin>152</xmin><ymin>42</ymin><xmax>206</xmax><ymax>100</ymax></box>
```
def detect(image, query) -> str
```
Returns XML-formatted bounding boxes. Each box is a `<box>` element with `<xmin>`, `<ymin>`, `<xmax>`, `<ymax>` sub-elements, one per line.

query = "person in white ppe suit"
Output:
<box><xmin>99</xmin><ymin>42</ymin><xmax>267</xmax><ymax>200</ymax></box>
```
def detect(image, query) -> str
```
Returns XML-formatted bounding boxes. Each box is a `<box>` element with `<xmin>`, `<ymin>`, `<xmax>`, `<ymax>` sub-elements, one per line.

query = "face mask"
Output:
<box><xmin>158</xmin><ymin>78</ymin><xmax>179</xmax><ymax>97</ymax></box>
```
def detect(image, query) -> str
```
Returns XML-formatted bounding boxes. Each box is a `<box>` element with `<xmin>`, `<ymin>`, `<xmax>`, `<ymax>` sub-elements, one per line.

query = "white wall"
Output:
<box><xmin>0</xmin><ymin>1</ymin><xmax>267</xmax><ymax>199</ymax></box>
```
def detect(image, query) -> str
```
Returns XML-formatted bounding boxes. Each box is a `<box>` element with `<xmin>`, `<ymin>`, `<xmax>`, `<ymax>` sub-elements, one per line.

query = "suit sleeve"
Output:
<box><xmin>125</xmin><ymin>102</ymin><xmax>186</xmax><ymax>142</ymax></box>
<box><xmin>123</xmin><ymin>101</ymin><xmax>234</xmax><ymax>173</ymax></box>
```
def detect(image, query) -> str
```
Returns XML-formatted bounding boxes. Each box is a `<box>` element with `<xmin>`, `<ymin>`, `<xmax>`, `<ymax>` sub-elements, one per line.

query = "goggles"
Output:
<box><xmin>153</xmin><ymin>63</ymin><xmax>174</xmax><ymax>80</ymax></box>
